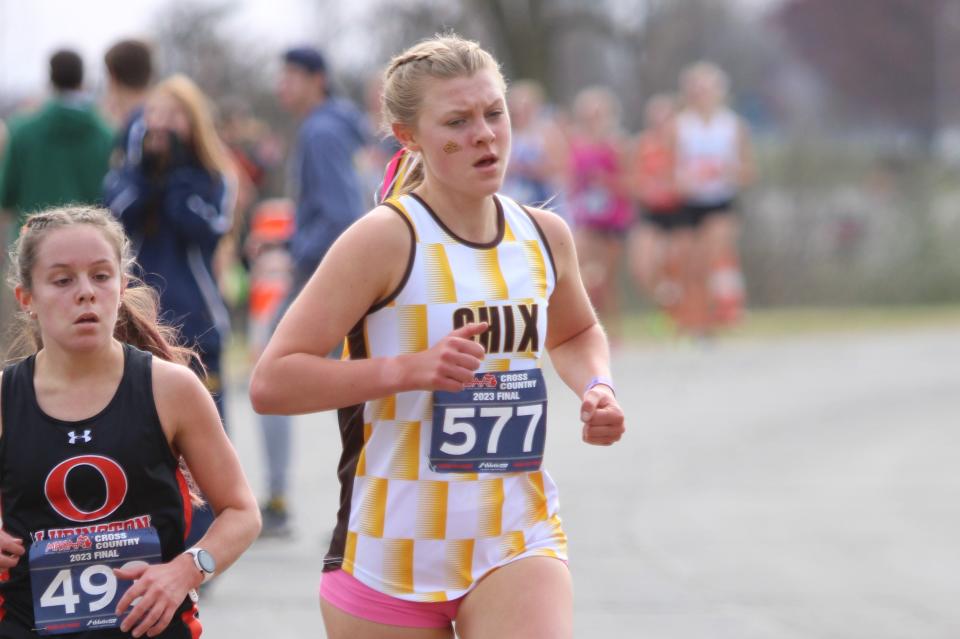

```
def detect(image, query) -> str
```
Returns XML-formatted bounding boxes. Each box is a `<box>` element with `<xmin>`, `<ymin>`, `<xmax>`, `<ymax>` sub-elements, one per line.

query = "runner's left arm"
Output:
<box><xmin>114</xmin><ymin>359</ymin><xmax>260</xmax><ymax>637</ymax></box>
<box><xmin>527</xmin><ymin>208</ymin><xmax>625</xmax><ymax>446</ymax></box>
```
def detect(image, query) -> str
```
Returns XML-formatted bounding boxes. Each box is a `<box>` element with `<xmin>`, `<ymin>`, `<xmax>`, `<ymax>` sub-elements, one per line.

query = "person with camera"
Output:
<box><xmin>103</xmin><ymin>74</ymin><xmax>236</xmax><ymax>418</ymax></box>
<box><xmin>103</xmin><ymin>75</ymin><xmax>237</xmax><ymax>548</ymax></box>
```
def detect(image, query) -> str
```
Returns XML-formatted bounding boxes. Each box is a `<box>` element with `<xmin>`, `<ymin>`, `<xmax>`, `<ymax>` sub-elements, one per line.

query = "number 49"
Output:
<box><xmin>40</xmin><ymin>566</ymin><xmax>117</xmax><ymax>613</ymax></box>
<box><xmin>439</xmin><ymin>405</ymin><xmax>543</xmax><ymax>456</ymax></box>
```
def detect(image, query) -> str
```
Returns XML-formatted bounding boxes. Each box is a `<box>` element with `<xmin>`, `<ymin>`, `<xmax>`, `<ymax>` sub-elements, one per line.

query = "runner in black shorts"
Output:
<box><xmin>628</xmin><ymin>94</ymin><xmax>689</xmax><ymax>325</ymax></box>
<box><xmin>675</xmin><ymin>62</ymin><xmax>754</xmax><ymax>332</ymax></box>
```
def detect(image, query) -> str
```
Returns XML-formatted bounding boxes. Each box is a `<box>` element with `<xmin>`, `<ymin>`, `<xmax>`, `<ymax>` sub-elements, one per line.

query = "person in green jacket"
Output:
<box><xmin>0</xmin><ymin>49</ymin><xmax>113</xmax><ymax>242</ymax></box>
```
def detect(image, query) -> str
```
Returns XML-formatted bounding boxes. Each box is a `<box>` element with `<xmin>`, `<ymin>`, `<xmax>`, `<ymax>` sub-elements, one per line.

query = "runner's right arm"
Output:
<box><xmin>249</xmin><ymin>206</ymin><xmax>486</xmax><ymax>415</ymax></box>
<box><xmin>0</xmin><ymin>371</ymin><xmax>26</xmax><ymax>570</ymax></box>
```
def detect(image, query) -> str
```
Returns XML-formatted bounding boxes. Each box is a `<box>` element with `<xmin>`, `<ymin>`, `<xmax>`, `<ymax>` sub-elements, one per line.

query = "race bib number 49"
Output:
<box><xmin>29</xmin><ymin>528</ymin><xmax>162</xmax><ymax>635</ymax></box>
<box><xmin>431</xmin><ymin>369</ymin><xmax>547</xmax><ymax>473</ymax></box>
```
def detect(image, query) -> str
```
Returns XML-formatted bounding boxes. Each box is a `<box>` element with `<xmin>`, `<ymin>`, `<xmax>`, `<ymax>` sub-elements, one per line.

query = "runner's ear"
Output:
<box><xmin>391</xmin><ymin>122</ymin><xmax>417</xmax><ymax>151</ymax></box>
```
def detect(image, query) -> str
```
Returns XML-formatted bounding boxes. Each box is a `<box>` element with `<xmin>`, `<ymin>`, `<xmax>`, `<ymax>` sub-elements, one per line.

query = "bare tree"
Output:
<box><xmin>150</xmin><ymin>1</ymin><xmax>281</xmax><ymax>124</ymax></box>
<box><xmin>778</xmin><ymin>0</ymin><xmax>947</xmax><ymax>143</ymax></box>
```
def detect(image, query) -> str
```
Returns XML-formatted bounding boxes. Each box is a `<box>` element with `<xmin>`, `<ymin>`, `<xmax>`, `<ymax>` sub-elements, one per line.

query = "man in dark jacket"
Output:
<box><xmin>103</xmin><ymin>38</ymin><xmax>153</xmax><ymax>165</ymax></box>
<box><xmin>257</xmin><ymin>46</ymin><xmax>369</xmax><ymax>536</ymax></box>
<box><xmin>278</xmin><ymin>46</ymin><xmax>369</xmax><ymax>289</ymax></box>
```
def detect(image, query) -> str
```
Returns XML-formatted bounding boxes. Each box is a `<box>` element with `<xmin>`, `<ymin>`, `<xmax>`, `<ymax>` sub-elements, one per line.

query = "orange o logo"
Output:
<box><xmin>44</xmin><ymin>455</ymin><xmax>128</xmax><ymax>522</ymax></box>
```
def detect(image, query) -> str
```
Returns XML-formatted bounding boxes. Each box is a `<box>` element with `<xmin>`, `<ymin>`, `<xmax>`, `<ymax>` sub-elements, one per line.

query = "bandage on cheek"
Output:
<box><xmin>443</xmin><ymin>141</ymin><xmax>462</xmax><ymax>154</ymax></box>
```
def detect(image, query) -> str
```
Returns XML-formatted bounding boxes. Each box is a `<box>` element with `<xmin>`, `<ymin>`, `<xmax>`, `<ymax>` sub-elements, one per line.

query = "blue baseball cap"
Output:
<box><xmin>283</xmin><ymin>46</ymin><xmax>327</xmax><ymax>74</ymax></box>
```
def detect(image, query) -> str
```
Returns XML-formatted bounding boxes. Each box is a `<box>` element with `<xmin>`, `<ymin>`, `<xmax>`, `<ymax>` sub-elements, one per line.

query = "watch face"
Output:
<box><xmin>197</xmin><ymin>549</ymin><xmax>216</xmax><ymax>573</ymax></box>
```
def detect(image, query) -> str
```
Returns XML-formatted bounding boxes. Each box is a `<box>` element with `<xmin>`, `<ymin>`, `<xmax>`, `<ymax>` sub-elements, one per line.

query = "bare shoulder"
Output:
<box><xmin>522</xmin><ymin>206</ymin><xmax>576</xmax><ymax>274</ymax></box>
<box><xmin>321</xmin><ymin>204</ymin><xmax>416</xmax><ymax>306</ymax></box>
<box><xmin>151</xmin><ymin>357</ymin><xmax>221</xmax><ymax>447</ymax></box>
<box><xmin>151</xmin><ymin>358</ymin><xmax>210</xmax><ymax>413</ymax></box>
<box><xmin>338</xmin><ymin>205</ymin><xmax>414</xmax><ymax>258</ymax></box>
<box><xmin>524</xmin><ymin>206</ymin><xmax>573</xmax><ymax>243</ymax></box>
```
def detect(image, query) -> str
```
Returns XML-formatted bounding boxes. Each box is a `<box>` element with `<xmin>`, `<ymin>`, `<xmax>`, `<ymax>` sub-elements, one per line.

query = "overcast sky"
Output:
<box><xmin>0</xmin><ymin>0</ymin><xmax>784</xmax><ymax>101</ymax></box>
<box><xmin>0</xmin><ymin>0</ymin><xmax>316</xmax><ymax>98</ymax></box>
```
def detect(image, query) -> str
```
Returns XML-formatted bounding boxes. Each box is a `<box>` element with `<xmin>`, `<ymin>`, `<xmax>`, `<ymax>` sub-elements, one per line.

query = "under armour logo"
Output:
<box><xmin>67</xmin><ymin>430</ymin><xmax>92</xmax><ymax>444</ymax></box>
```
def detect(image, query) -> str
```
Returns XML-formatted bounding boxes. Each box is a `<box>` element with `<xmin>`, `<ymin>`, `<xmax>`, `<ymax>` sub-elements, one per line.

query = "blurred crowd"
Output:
<box><xmin>0</xmin><ymin>39</ymin><xmax>752</xmax><ymax>536</ymax></box>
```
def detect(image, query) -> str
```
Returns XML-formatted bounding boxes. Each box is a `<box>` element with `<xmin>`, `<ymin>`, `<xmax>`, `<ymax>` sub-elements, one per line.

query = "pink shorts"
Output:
<box><xmin>319</xmin><ymin>569</ymin><xmax>462</xmax><ymax>628</ymax></box>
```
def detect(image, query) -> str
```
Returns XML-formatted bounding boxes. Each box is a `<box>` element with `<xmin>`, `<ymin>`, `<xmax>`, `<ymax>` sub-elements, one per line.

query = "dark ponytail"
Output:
<box><xmin>114</xmin><ymin>282</ymin><xmax>197</xmax><ymax>368</ymax></box>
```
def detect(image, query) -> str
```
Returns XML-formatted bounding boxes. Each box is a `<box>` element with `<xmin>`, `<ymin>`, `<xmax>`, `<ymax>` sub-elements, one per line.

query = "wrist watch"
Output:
<box><xmin>184</xmin><ymin>547</ymin><xmax>216</xmax><ymax>584</ymax></box>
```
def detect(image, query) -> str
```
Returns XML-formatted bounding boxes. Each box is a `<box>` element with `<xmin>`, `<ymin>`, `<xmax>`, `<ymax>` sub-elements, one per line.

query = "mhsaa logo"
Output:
<box><xmin>46</xmin><ymin>535</ymin><xmax>93</xmax><ymax>553</ymax></box>
<box><xmin>478</xmin><ymin>462</ymin><xmax>509</xmax><ymax>470</ymax></box>
<box><xmin>464</xmin><ymin>374</ymin><xmax>497</xmax><ymax>389</ymax></box>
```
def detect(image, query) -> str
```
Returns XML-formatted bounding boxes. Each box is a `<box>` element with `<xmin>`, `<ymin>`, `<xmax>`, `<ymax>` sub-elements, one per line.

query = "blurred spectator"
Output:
<box><xmin>103</xmin><ymin>74</ymin><xmax>237</xmax><ymax>547</ymax></box>
<box><xmin>102</xmin><ymin>38</ymin><xmax>153</xmax><ymax>163</ymax></box>
<box><xmin>219</xmin><ymin>96</ymin><xmax>284</xmax><ymax>207</ymax></box>
<box><xmin>675</xmin><ymin>61</ymin><xmax>754</xmax><ymax>333</ymax></box>
<box><xmin>0</xmin><ymin>117</ymin><xmax>9</xmax><ymax>351</ymax></box>
<box><xmin>278</xmin><ymin>46</ymin><xmax>368</xmax><ymax>286</ymax></box>
<box><xmin>502</xmin><ymin>79</ymin><xmax>569</xmax><ymax>212</ymax></box>
<box><xmin>257</xmin><ymin>45</ymin><xmax>368</xmax><ymax>536</ymax></box>
<box><xmin>0</xmin><ymin>49</ymin><xmax>113</xmax><ymax>237</ymax></box>
<box><xmin>216</xmin><ymin>96</ymin><xmax>285</xmax><ymax>321</ymax></box>
<box><xmin>567</xmin><ymin>86</ymin><xmax>633</xmax><ymax>340</ymax></box>
<box><xmin>628</xmin><ymin>94</ymin><xmax>689</xmax><ymax>328</ymax></box>
<box><xmin>356</xmin><ymin>74</ymin><xmax>402</xmax><ymax>208</ymax></box>
<box><xmin>103</xmin><ymin>74</ymin><xmax>237</xmax><ymax>413</ymax></box>
<box><xmin>245</xmin><ymin>198</ymin><xmax>295</xmax><ymax>359</ymax></box>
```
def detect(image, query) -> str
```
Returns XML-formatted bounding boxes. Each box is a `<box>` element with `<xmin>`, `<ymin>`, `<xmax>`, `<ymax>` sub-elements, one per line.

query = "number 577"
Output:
<box><xmin>439</xmin><ymin>405</ymin><xmax>543</xmax><ymax>456</ymax></box>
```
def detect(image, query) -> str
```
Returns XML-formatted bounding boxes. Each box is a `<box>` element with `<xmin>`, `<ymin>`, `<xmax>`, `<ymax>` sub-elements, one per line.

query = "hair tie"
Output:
<box><xmin>376</xmin><ymin>148</ymin><xmax>420</xmax><ymax>204</ymax></box>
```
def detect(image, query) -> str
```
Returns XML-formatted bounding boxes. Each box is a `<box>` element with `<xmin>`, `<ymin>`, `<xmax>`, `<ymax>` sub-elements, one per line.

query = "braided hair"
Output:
<box><xmin>378</xmin><ymin>33</ymin><xmax>505</xmax><ymax>198</ymax></box>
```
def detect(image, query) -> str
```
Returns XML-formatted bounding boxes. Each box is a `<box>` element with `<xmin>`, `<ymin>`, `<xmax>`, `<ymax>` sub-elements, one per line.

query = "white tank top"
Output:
<box><xmin>330</xmin><ymin>192</ymin><xmax>568</xmax><ymax>602</ymax></box>
<box><xmin>676</xmin><ymin>107</ymin><xmax>741</xmax><ymax>204</ymax></box>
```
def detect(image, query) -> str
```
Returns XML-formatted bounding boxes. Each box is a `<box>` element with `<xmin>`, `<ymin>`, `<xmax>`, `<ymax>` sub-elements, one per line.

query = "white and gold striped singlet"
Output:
<box><xmin>324</xmin><ymin>192</ymin><xmax>567</xmax><ymax>602</ymax></box>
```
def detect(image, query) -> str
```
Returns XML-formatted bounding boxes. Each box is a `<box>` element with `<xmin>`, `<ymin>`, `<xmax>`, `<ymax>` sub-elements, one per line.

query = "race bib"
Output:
<box><xmin>430</xmin><ymin>369</ymin><xmax>547</xmax><ymax>473</ymax></box>
<box><xmin>29</xmin><ymin>528</ymin><xmax>162</xmax><ymax>635</ymax></box>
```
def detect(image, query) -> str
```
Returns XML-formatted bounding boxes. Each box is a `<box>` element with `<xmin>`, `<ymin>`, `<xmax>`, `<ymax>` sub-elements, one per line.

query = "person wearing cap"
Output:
<box><xmin>278</xmin><ymin>46</ymin><xmax>368</xmax><ymax>284</ymax></box>
<box><xmin>258</xmin><ymin>46</ymin><xmax>369</xmax><ymax>536</ymax></box>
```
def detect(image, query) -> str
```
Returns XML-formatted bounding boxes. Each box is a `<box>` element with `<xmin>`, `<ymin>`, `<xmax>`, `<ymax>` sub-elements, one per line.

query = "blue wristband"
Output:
<box><xmin>584</xmin><ymin>376</ymin><xmax>615</xmax><ymax>396</ymax></box>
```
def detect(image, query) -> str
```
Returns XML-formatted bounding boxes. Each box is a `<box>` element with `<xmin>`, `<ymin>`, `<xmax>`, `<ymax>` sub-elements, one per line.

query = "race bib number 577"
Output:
<box><xmin>430</xmin><ymin>369</ymin><xmax>547</xmax><ymax>473</ymax></box>
<box><xmin>29</xmin><ymin>528</ymin><xmax>162</xmax><ymax>635</ymax></box>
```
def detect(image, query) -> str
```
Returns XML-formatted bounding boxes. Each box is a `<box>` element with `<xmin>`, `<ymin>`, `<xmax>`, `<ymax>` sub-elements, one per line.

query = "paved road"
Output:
<box><xmin>202</xmin><ymin>327</ymin><xmax>959</xmax><ymax>638</ymax></box>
